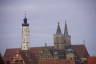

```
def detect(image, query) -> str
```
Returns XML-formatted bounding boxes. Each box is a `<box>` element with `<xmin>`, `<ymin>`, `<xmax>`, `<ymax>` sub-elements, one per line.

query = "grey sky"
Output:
<box><xmin>0</xmin><ymin>0</ymin><xmax>96</xmax><ymax>56</ymax></box>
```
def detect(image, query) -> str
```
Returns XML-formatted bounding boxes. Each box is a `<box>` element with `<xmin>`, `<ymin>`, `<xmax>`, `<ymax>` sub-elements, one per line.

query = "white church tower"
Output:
<box><xmin>21</xmin><ymin>16</ymin><xmax>29</xmax><ymax>50</ymax></box>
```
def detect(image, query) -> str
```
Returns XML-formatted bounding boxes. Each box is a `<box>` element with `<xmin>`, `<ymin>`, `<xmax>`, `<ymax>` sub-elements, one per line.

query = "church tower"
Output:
<box><xmin>21</xmin><ymin>16</ymin><xmax>29</xmax><ymax>51</ymax></box>
<box><xmin>54</xmin><ymin>21</ymin><xmax>71</xmax><ymax>50</ymax></box>
<box><xmin>63</xmin><ymin>21</ymin><xmax>71</xmax><ymax>48</ymax></box>
<box><xmin>54</xmin><ymin>22</ymin><xmax>64</xmax><ymax>50</ymax></box>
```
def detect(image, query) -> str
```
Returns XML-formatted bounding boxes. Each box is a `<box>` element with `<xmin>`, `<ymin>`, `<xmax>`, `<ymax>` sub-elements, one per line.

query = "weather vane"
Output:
<box><xmin>24</xmin><ymin>10</ymin><xmax>27</xmax><ymax>18</ymax></box>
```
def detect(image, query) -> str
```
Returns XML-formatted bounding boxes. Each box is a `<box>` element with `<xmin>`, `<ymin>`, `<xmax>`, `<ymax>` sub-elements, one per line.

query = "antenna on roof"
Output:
<box><xmin>83</xmin><ymin>40</ymin><xmax>86</xmax><ymax>45</ymax></box>
<box><xmin>44</xmin><ymin>43</ymin><xmax>47</xmax><ymax>47</ymax></box>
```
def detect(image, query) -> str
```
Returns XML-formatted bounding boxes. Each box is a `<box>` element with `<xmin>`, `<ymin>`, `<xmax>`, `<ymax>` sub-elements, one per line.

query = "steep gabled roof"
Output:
<box><xmin>4</xmin><ymin>48</ymin><xmax>20</xmax><ymax>61</ymax></box>
<box><xmin>71</xmin><ymin>45</ymin><xmax>89</xmax><ymax>57</ymax></box>
<box><xmin>4</xmin><ymin>45</ymin><xmax>89</xmax><ymax>63</ymax></box>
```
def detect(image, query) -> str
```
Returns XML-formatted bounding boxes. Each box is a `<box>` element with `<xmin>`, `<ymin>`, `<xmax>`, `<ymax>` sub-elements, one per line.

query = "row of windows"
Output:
<box><xmin>40</xmin><ymin>55</ymin><xmax>58</xmax><ymax>60</ymax></box>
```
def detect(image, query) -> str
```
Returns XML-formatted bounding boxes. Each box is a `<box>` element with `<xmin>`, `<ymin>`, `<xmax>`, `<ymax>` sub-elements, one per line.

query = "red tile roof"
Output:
<box><xmin>4</xmin><ymin>48</ymin><xmax>20</xmax><ymax>61</ymax></box>
<box><xmin>29</xmin><ymin>45</ymin><xmax>89</xmax><ymax>57</ymax></box>
<box><xmin>88</xmin><ymin>57</ymin><xmax>96</xmax><ymax>64</ymax></box>
<box><xmin>71</xmin><ymin>45</ymin><xmax>89</xmax><ymax>57</ymax></box>
<box><xmin>39</xmin><ymin>60</ymin><xmax>75</xmax><ymax>64</ymax></box>
<box><xmin>4</xmin><ymin>45</ymin><xmax>89</xmax><ymax>63</ymax></box>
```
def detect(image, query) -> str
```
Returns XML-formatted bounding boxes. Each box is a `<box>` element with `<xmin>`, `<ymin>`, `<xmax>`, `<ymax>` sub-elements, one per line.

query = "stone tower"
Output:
<box><xmin>54</xmin><ymin>21</ymin><xmax>71</xmax><ymax>50</ymax></box>
<box><xmin>54</xmin><ymin>22</ymin><xmax>64</xmax><ymax>50</ymax></box>
<box><xmin>63</xmin><ymin>21</ymin><xmax>71</xmax><ymax>48</ymax></box>
<box><xmin>21</xmin><ymin>16</ymin><xmax>29</xmax><ymax>51</ymax></box>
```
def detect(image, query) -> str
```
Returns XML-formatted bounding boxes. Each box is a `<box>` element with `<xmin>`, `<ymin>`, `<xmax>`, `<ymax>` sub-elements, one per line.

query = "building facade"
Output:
<box><xmin>4</xmin><ymin>16</ymin><xmax>89</xmax><ymax>64</ymax></box>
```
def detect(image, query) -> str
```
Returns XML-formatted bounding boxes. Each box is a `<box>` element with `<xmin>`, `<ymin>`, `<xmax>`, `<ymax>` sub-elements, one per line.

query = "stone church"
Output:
<box><xmin>4</xmin><ymin>16</ymin><xmax>89</xmax><ymax>64</ymax></box>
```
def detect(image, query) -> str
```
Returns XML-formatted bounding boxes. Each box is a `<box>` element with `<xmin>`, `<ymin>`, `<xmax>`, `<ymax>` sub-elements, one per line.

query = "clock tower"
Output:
<box><xmin>21</xmin><ymin>16</ymin><xmax>29</xmax><ymax>50</ymax></box>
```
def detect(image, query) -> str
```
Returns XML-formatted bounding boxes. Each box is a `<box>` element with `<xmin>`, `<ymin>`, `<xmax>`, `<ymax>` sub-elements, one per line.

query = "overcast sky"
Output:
<box><xmin>0</xmin><ymin>0</ymin><xmax>96</xmax><ymax>56</ymax></box>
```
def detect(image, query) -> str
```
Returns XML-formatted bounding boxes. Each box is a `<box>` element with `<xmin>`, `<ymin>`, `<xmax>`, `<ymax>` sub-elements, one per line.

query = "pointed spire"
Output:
<box><xmin>23</xmin><ymin>11</ymin><xmax>27</xmax><ymax>24</ymax></box>
<box><xmin>64</xmin><ymin>20</ymin><xmax>68</xmax><ymax>36</ymax></box>
<box><xmin>56</xmin><ymin>22</ymin><xmax>62</xmax><ymax>34</ymax></box>
<box><xmin>22</xmin><ymin>12</ymin><xmax>29</xmax><ymax>26</ymax></box>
